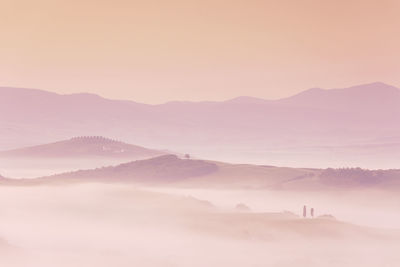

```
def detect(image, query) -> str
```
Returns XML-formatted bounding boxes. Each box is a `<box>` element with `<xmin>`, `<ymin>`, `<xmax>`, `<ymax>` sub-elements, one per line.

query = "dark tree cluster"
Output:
<box><xmin>70</xmin><ymin>136</ymin><xmax>122</xmax><ymax>144</ymax></box>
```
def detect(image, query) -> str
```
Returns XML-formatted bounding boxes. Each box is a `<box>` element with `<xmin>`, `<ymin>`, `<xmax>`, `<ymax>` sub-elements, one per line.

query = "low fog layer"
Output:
<box><xmin>149</xmin><ymin>187</ymin><xmax>400</xmax><ymax>229</ymax></box>
<box><xmin>0</xmin><ymin>183</ymin><xmax>399</xmax><ymax>267</ymax></box>
<box><xmin>0</xmin><ymin>154</ymin><xmax>399</xmax><ymax>266</ymax></box>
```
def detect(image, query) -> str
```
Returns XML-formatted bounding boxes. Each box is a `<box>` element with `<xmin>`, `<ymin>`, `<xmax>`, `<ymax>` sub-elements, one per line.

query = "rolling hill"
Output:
<box><xmin>37</xmin><ymin>154</ymin><xmax>219</xmax><ymax>184</ymax></box>
<box><xmin>7</xmin><ymin>155</ymin><xmax>398</xmax><ymax>191</ymax></box>
<box><xmin>0</xmin><ymin>136</ymin><xmax>165</xmax><ymax>159</ymax></box>
<box><xmin>0</xmin><ymin>136</ymin><xmax>168</xmax><ymax>178</ymax></box>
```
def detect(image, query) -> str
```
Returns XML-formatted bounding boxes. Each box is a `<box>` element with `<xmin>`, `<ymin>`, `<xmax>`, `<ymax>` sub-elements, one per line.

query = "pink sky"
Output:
<box><xmin>1</xmin><ymin>0</ymin><xmax>399</xmax><ymax>103</ymax></box>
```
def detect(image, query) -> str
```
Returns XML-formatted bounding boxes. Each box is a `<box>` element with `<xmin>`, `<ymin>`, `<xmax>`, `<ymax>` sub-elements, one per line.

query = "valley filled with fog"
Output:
<box><xmin>0</xmin><ymin>183</ymin><xmax>399</xmax><ymax>267</ymax></box>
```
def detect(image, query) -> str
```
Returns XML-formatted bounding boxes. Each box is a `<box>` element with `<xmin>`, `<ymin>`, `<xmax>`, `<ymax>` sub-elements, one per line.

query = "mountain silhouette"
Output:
<box><xmin>1</xmin><ymin>82</ymin><xmax>399</xmax><ymax>168</ymax></box>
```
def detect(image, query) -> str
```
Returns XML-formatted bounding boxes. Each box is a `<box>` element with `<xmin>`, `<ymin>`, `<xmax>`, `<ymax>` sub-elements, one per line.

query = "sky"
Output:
<box><xmin>1</xmin><ymin>0</ymin><xmax>399</xmax><ymax>104</ymax></box>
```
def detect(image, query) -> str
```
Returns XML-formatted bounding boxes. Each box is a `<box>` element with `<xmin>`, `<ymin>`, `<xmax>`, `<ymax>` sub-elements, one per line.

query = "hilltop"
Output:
<box><xmin>0</xmin><ymin>136</ymin><xmax>165</xmax><ymax>159</ymax></box>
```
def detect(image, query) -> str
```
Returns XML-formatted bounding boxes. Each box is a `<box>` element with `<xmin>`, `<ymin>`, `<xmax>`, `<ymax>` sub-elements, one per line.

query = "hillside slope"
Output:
<box><xmin>0</xmin><ymin>136</ymin><xmax>164</xmax><ymax>159</ymax></box>
<box><xmin>8</xmin><ymin>155</ymin><xmax>398</xmax><ymax>191</ymax></box>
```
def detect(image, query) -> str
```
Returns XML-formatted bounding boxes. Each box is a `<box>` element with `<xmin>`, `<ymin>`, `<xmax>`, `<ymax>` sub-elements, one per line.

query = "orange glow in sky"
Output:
<box><xmin>1</xmin><ymin>0</ymin><xmax>399</xmax><ymax>103</ymax></box>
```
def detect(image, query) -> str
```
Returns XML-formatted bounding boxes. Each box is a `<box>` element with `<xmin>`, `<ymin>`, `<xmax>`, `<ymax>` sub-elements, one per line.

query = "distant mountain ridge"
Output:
<box><xmin>277</xmin><ymin>82</ymin><xmax>400</xmax><ymax>114</ymax></box>
<box><xmin>1</xmin><ymin>82</ymin><xmax>399</xmax><ymax>168</ymax></box>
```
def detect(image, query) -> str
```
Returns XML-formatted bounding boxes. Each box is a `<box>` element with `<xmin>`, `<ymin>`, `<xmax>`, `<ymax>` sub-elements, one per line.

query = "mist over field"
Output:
<box><xmin>0</xmin><ymin>183</ymin><xmax>399</xmax><ymax>267</ymax></box>
<box><xmin>0</xmin><ymin>155</ymin><xmax>399</xmax><ymax>266</ymax></box>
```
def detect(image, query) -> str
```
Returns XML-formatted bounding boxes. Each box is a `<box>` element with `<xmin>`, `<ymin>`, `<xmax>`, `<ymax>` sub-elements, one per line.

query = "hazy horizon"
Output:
<box><xmin>0</xmin><ymin>81</ymin><xmax>397</xmax><ymax>104</ymax></box>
